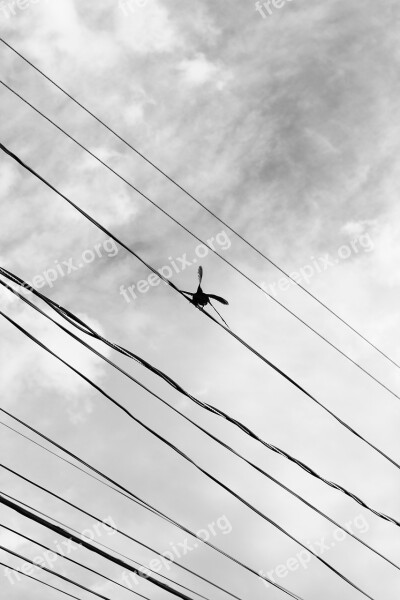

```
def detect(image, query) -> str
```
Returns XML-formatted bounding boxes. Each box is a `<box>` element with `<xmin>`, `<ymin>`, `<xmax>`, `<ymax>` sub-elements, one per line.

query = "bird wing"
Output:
<box><xmin>207</xmin><ymin>294</ymin><xmax>229</xmax><ymax>305</ymax></box>
<box><xmin>198</xmin><ymin>266</ymin><xmax>203</xmax><ymax>285</ymax></box>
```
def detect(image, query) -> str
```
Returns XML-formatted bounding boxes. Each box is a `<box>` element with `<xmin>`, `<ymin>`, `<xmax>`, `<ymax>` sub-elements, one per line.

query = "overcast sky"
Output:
<box><xmin>1</xmin><ymin>1</ymin><xmax>400</xmax><ymax>599</ymax></box>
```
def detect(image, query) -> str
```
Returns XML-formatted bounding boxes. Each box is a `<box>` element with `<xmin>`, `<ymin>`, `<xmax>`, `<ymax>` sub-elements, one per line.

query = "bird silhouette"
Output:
<box><xmin>181</xmin><ymin>266</ymin><xmax>230</xmax><ymax>327</ymax></box>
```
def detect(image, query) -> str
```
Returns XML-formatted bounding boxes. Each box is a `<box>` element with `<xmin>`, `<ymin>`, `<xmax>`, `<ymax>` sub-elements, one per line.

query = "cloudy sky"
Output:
<box><xmin>1</xmin><ymin>0</ymin><xmax>400</xmax><ymax>599</ymax></box>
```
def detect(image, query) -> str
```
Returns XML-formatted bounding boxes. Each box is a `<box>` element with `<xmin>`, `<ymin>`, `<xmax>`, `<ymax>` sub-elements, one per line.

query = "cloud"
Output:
<box><xmin>0</xmin><ymin>286</ymin><xmax>109</xmax><ymax>423</ymax></box>
<box><xmin>0</xmin><ymin>528</ymin><xmax>27</xmax><ymax>552</ymax></box>
<box><xmin>0</xmin><ymin>162</ymin><xmax>18</xmax><ymax>197</ymax></box>
<box><xmin>369</xmin><ymin>210</ymin><xmax>400</xmax><ymax>287</ymax></box>
<box><xmin>117</xmin><ymin>0</ymin><xmax>181</xmax><ymax>54</ymax></box>
<box><xmin>14</xmin><ymin>0</ymin><xmax>118</xmax><ymax>73</ymax></box>
<box><xmin>341</xmin><ymin>220</ymin><xmax>377</xmax><ymax>236</ymax></box>
<box><xmin>64</xmin><ymin>147</ymin><xmax>139</xmax><ymax>228</ymax></box>
<box><xmin>178</xmin><ymin>53</ymin><xmax>226</xmax><ymax>88</ymax></box>
<box><xmin>2</xmin><ymin>3</ymin><xmax>400</xmax><ymax>598</ymax></box>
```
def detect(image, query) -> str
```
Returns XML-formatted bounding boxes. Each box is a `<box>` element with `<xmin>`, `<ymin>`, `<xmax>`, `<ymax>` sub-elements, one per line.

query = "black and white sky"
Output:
<box><xmin>0</xmin><ymin>1</ymin><xmax>400</xmax><ymax>599</ymax></box>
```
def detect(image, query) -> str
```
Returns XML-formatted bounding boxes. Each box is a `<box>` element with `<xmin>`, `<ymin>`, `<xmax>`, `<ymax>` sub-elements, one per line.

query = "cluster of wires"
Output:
<box><xmin>0</xmin><ymin>35</ymin><xmax>399</xmax><ymax>600</ymax></box>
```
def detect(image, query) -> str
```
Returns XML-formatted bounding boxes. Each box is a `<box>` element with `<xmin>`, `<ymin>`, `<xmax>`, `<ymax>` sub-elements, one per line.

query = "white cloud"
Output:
<box><xmin>0</xmin><ymin>286</ymin><xmax>109</xmax><ymax>422</ymax></box>
<box><xmin>341</xmin><ymin>220</ymin><xmax>376</xmax><ymax>236</ymax></box>
<box><xmin>178</xmin><ymin>53</ymin><xmax>231</xmax><ymax>90</ymax></box>
<box><xmin>2</xmin><ymin>3</ymin><xmax>400</xmax><ymax>597</ymax></box>
<box><xmin>178</xmin><ymin>54</ymin><xmax>218</xmax><ymax>85</ymax></box>
<box><xmin>0</xmin><ymin>528</ymin><xmax>26</xmax><ymax>551</ymax></box>
<box><xmin>369</xmin><ymin>211</ymin><xmax>400</xmax><ymax>286</ymax></box>
<box><xmin>0</xmin><ymin>163</ymin><xmax>18</xmax><ymax>197</ymax></box>
<box><xmin>17</xmin><ymin>0</ymin><xmax>118</xmax><ymax>73</ymax></box>
<box><xmin>118</xmin><ymin>0</ymin><xmax>181</xmax><ymax>54</ymax></box>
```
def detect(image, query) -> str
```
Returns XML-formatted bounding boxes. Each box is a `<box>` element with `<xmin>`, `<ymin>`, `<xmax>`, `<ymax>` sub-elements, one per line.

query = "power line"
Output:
<box><xmin>0</xmin><ymin>149</ymin><xmax>398</xmax><ymax>474</ymax></box>
<box><xmin>2</xmin><ymin>279</ymin><xmax>400</xmax><ymax>563</ymax></box>
<box><xmin>0</xmin><ymin>312</ymin><xmax>377</xmax><ymax>600</ymax></box>
<box><xmin>0</xmin><ymin>559</ymin><xmax>83</xmax><ymax>600</ymax></box>
<box><xmin>0</xmin><ymin>487</ymin><xmax>215</xmax><ymax>600</ymax></box>
<box><xmin>2</xmin><ymin>414</ymin><xmax>399</xmax><ymax>576</ymax></box>
<box><xmin>1</xmin><ymin>45</ymin><xmax>398</xmax><ymax>596</ymax></box>
<box><xmin>1</xmin><ymin>35</ymin><xmax>397</xmax><ymax>373</ymax></box>
<box><xmin>1</xmin><ymin>489</ymin><xmax>217</xmax><ymax>599</ymax></box>
<box><xmin>0</xmin><ymin>418</ymin><xmax>156</xmax><ymax>515</ymax></box>
<box><xmin>1</xmin><ymin>268</ymin><xmax>399</xmax><ymax>529</ymax></box>
<box><xmin>0</xmin><ymin>493</ymin><xmax>305</xmax><ymax>600</ymax></box>
<box><xmin>0</xmin><ymin>463</ymin><xmax>234</xmax><ymax>600</ymax></box>
<box><xmin>0</xmin><ymin>545</ymin><xmax>144</xmax><ymax>600</ymax></box>
<box><xmin>0</xmin><ymin>141</ymin><xmax>190</xmax><ymax>300</ymax></box>
<box><xmin>2</xmin><ymin>81</ymin><xmax>400</xmax><ymax>408</ymax></box>
<box><xmin>0</xmin><ymin>416</ymin><xmax>344</xmax><ymax>596</ymax></box>
<box><xmin>0</xmin><ymin>523</ymin><xmax>153</xmax><ymax>600</ymax></box>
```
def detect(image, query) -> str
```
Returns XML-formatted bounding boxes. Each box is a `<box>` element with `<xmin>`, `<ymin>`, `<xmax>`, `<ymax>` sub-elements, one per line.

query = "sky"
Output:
<box><xmin>0</xmin><ymin>0</ymin><xmax>400</xmax><ymax>599</ymax></box>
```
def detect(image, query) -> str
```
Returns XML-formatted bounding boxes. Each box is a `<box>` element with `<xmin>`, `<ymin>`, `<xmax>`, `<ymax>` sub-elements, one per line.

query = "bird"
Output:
<box><xmin>181</xmin><ymin>266</ymin><xmax>230</xmax><ymax>327</ymax></box>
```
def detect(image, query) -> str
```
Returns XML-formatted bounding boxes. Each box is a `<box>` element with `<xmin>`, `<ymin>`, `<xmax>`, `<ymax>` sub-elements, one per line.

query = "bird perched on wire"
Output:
<box><xmin>181</xmin><ymin>266</ymin><xmax>230</xmax><ymax>327</ymax></box>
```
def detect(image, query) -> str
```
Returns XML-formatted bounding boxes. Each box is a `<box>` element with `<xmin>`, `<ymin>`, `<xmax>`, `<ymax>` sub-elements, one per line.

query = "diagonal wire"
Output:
<box><xmin>0</xmin><ymin>545</ymin><xmax>132</xmax><ymax>600</ymax></box>
<box><xmin>1</xmin><ymin>416</ymin><xmax>399</xmax><ymax>576</ymax></box>
<box><xmin>1</xmin><ymin>80</ymin><xmax>400</xmax><ymax>406</ymax></box>
<box><xmin>0</xmin><ymin>493</ymin><xmax>305</xmax><ymax>600</ymax></box>
<box><xmin>1</xmin><ymin>277</ymin><xmax>400</xmax><ymax>572</ymax></box>
<box><xmin>0</xmin><ymin>144</ymin><xmax>399</xmax><ymax>475</ymax></box>
<box><xmin>0</xmin><ymin>416</ymin><xmax>347</xmax><ymax>594</ymax></box>
<box><xmin>0</xmin><ymin>463</ymin><xmax>234</xmax><ymax>600</ymax></box>
<box><xmin>0</xmin><ymin>559</ymin><xmax>83</xmax><ymax>600</ymax></box>
<box><xmin>0</xmin><ymin>311</ymin><xmax>377</xmax><ymax>600</ymax></box>
<box><xmin>0</xmin><ymin>523</ymin><xmax>153</xmax><ymax>600</ymax></box>
<box><xmin>0</xmin><ymin>35</ymin><xmax>397</xmax><ymax>372</ymax></box>
<box><xmin>0</xmin><ymin>490</ymin><xmax>215</xmax><ymax>599</ymax></box>
<box><xmin>1</xmin><ymin>268</ymin><xmax>399</xmax><ymax>530</ymax></box>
